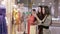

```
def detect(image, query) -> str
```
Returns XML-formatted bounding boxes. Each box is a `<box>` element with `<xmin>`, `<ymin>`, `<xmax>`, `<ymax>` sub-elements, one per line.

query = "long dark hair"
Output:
<box><xmin>38</xmin><ymin>5</ymin><xmax>50</xmax><ymax>15</ymax></box>
<box><xmin>37</xmin><ymin>6</ymin><xmax>50</xmax><ymax>20</ymax></box>
<box><xmin>44</xmin><ymin>6</ymin><xmax>50</xmax><ymax>15</ymax></box>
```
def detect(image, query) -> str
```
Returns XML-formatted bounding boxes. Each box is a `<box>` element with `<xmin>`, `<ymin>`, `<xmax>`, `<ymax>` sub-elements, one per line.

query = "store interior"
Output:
<box><xmin>0</xmin><ymin>0</ymin><xmax>60</xmax><ymax>34</ymax></box>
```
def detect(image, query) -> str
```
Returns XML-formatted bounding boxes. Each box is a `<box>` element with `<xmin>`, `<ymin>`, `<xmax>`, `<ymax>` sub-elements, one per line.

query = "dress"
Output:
<box><xmin>28</xmin><ymin>15</ymin><xmax>35</xmax><ymax>34</ymax></box>
<box><xmin>0</xmin><ymin>5</ymin><xmax>7</xmax><ymax>34</ymax></box>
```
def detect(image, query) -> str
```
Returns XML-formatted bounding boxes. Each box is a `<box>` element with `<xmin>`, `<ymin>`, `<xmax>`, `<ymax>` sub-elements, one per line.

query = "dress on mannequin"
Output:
<box><xmin>0</xmin><ymin>4</ymin><xmax>7</xmax><ymax>34</ymax></box>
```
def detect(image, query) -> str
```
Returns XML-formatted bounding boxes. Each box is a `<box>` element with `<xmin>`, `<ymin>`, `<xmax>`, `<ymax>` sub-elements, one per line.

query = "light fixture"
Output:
<box><xmin>1</xmin><ymin>1</ymin><xmax>5</xmax><ymax>5</ymax></box>
<box><xmin>49</xmin><ymin>2</ymin><xmax>52</xmax><ymax>5</ymax></box>
<box><xmin>42</xmin><ymin>0</ymin><xmax>45</xmax><ymax>2</ymax></box>
<box><xmin>18</xmin><ymin>0</ymin><xmax>20</xmax><ymax>2</ymax></box>
<box><xmin>33</xmin><ymin>3</ymin><xmax>35</xmax><ymax>5</ymax></box>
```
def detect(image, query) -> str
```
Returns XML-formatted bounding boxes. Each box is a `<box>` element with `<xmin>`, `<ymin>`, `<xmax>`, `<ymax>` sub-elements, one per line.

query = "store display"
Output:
<box><xmin>1</xmin><ymin>0</ymin><xmax>60</xmax><ymax>34</ymax></box>
<box><xmin>12</xmin><ymin>4</ymin><xmax>26</xmax><ymax>34</ymax></box>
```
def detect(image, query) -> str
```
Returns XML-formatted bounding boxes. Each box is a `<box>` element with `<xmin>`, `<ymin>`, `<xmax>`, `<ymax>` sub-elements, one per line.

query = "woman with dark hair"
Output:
<box><xmin>28</xmin><ymin>9</ymin><xmax>37</xmax><ymax>34</ymax></box>
<box><xmin>33</xmin><ymin>6</ymin><xmax>51</xmax><ymax>34</ymax></box>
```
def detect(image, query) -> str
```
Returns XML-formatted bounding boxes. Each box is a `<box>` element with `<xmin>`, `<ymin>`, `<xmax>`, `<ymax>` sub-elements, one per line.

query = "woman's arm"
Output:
<box><xmin>35</xmin><ymin>14</ymin><xmax>47</xmax><ymax>24</ymax></box>
<box><xmin>41</xmin><ymin>15</ymin><xmax>52</xmax><ymax>26</ymax></box>
<box><xmin>35</xmin><ymin>15</ymin><xmax>42</xmax><ymax>24</ymax></box>
<box><xmin>32</xmin><ymin>13</ymin><xmax>42</xmax><ymax>24</ymax></box>
<box><xmin>41</xmin><ymin>15</ymin><xmax>47</xmax><ymax>22</ymax></box>
<box><xmin>35</xmin><ymin>14</ymin><xmax>51</xmax><ymax>26</ymax></box>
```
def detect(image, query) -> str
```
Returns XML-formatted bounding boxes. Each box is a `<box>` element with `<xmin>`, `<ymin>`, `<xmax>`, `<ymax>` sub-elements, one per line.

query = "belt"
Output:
<box><xmin>38</xmin><ymin>25</ymin><xmax>49</xmax><ymax>34</ymax></box>
<box><xmin>38</xmin><ymin>25</ymin><xmax>49</xmax><ymax>29</ymax></box>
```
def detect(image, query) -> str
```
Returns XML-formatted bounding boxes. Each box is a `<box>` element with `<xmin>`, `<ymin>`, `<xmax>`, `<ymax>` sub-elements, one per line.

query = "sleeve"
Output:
<box><xmin>42</xmin><ymin>15</ymin><xmax>52</xmax><ymax>26</ymax></box>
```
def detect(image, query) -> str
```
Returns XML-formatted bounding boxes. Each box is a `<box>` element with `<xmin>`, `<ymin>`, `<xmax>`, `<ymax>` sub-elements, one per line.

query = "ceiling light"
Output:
<box><xmin>49</xmin><ymin>3</ymin><xmax>52</xmax><ymax>5</ymax></box>
<box><xmin>42</xmin><ymin>0</ymin><xmax>45</xmax><ymax>2</ymax></box>
<box><xmin>1</xmin><ymin>1</ymin><xmax>5</xmax><ymax>5</ymax></box>
<box><xmin>33</xmin><ymin>3</ymin><xmax>35</xmax><ymax>5</ymax></box>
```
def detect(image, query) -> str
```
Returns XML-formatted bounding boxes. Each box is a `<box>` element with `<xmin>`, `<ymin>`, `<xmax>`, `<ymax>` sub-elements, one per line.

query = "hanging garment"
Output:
<box><xmin>0</xmin><ymin>7</ymin><xmax>7</xmax><ymax>34</ymax></box>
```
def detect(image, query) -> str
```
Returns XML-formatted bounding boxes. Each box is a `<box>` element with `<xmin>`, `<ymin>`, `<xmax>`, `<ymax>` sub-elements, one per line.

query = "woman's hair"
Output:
<box><xmin>44</xmin><ymin>6</ymin><xmax>50</xmax><ymax>15</ymax></box>
<box><xmin>38</xmin><ymin>5</ymin><xmax>50</xmax><ymax>15</ymax></box>
<box><xmin>38</xmin><ymin>6</ymin><xmax>42</xmax><ymax>14</ymax></box>
<box><xmin>32</xmin><ymin>9</ymin><xmax>36</xmax><ymax>12</ymax></box>
<box><xmin>36</xmin><ymin>6</ymin><xmax>51</xmax><ymax>20</ymax></box>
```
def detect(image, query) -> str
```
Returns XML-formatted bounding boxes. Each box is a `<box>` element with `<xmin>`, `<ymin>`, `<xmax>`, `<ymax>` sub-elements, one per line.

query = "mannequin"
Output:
<box><xmin>12</xmin><ymin>5</ymin><xmax>21</xmax><ymax>34</ymax></box>
<box><xmin>17</xmin><ymin>3</ymin><xmax>25</xmax><ymax>33</ymax></box>
<box><xmin>0</xmin><ymin>1</ymin><xmax>7</xmax><ymax>34</ymax></box>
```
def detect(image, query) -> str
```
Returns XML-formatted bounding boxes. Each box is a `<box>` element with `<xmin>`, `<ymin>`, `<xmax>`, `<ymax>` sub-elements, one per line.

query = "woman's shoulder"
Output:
<box><xmin>47</xmin><ymin>15</ymin><xmax>52</xmax><ymax>19</ymax></box>
<box><xmin>48</xmin><ymin>15</ymin><xmax>51</xmax><ymax>17</ymax></box>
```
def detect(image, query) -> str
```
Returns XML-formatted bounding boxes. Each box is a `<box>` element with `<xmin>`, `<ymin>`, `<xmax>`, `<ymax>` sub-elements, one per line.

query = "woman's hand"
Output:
<box><xmin>32</xmin><ymin>13</ymin><xmax>37</xmax><ymax>17</ymax></box>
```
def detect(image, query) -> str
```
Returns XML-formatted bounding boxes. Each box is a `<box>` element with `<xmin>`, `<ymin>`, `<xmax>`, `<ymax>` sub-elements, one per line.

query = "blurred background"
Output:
<box><xmin>1</xmin><ymin>0</ymin><xmax>60</xmax><ymax>34</ymax></box>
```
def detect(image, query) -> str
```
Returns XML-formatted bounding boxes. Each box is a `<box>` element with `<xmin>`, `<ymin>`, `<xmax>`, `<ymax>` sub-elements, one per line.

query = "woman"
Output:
<box><xmin>28</xmin><ymin>9</ymin><xmax>36</xmax><ymax>34</ymax></box>
<box><xmin>33</xmin><ymin>6</ymin><xmax>52</xmax><ymax>34</ymax></box>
